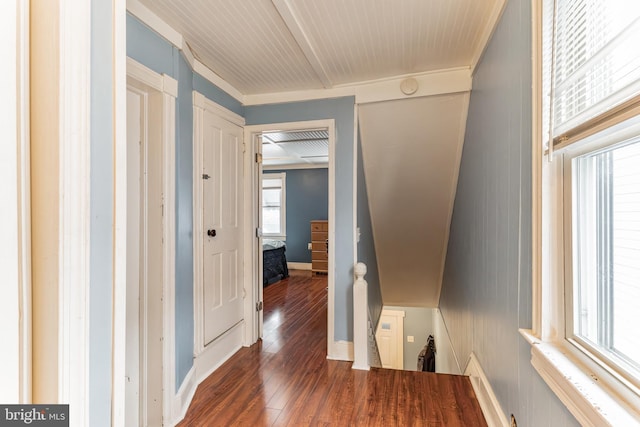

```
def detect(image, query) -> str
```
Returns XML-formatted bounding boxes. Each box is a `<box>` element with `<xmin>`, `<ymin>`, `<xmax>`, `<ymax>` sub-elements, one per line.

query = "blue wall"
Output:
<box><xmin>90</xmin><ymin>2</ymin><xmax>114</xmax><ymax>425</ymax></box>
<box><xmin>127</xmin><ymin>13</ymin><xmax>244</xmax><ymax>391</ymax></box>
<box><xmin>265</xmin><ymin>168</ymin><xmax>328</xmax><ymax>263</ymax></box>
<box><xmin>246</xmin><ymin>98</ymin><xmax>356</xmax><ymax>342</ymax></box>
<box><xmin>356</xmin><ymin>133</ymin><xmax>383</xmax><ymax>329</ymax></box>
<box><xmin>438</xmin><ymin>0</ymin><xmax>578</xmax><ymax>425</ymax></box>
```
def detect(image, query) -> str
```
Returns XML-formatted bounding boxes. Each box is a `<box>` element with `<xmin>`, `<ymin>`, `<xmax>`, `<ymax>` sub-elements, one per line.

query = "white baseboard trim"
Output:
<box><xmin>195</xmin><ymin>321</ymin><xmax>244</xmax><ymax>384</ymax></box>
<box><xmin>327</xmin><ymin>340</ymin><xmax>353</xmax><ymax>361</ymax></box>
<box><xmin>464</xmin><ymin>353</ymin><xmax>509</xmax><ymax>427</ymax></box>
<box><xmin>170</xmin><ymin>366</ymin><xmax>197</xmax><ymax>426</ymax></box>
<box><xmin>170</xmin><ymin>321</ymin><xmax>244</xmax><ymax>425</ymax></box>
<box><xmin>287</xmin><ymin>262</ymin><xmax>312</xmax><ymax>271</ymax></box>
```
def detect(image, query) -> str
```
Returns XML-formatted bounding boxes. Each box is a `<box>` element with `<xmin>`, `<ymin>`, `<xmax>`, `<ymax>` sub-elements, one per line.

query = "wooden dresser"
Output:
<box><xmin>310</xmin><ymin>220</ymin><xmax>328</xmax><ymax>274</ymax></box>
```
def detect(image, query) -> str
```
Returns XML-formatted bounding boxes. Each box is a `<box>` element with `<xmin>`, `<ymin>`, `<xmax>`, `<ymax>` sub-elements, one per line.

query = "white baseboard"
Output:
<box><xmin>327</xmin><ymin>340</ymin><xmax>353</xmax><ymax>361</ymax></box>
<box><xmin>287</xmin><ymin>262</ymin><xmax>311</xmax><ymax>271</ymax></box>
<box><xmin>433</xmin><ymin>308</ymin><xmax>462</xmax><ymax>375</ymax></box>
<box><xmin>195</xmin><ymin>321</ymin><xmax>244</xmax><ymax>383</ymax></box>
<box><xmin>464</xmin><ymin>352</ymin><xmax>509</xmax><ymax>427</ymax></box>
<box><xmin>170</xmin><ymin>366</ymin><xmax>197</xmax><ymax>426</ymax></box>
<box><xmin>170</xmin><ymin>321</ymin><xmax>244</xmax><ymax>425</ymax></box>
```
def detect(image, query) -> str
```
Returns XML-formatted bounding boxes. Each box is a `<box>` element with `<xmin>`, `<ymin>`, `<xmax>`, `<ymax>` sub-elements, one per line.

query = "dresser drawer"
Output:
<box><xmin>311</xmin><ymin>231</ymin><xmax>328</xmax><ymax>242</ymax></box>
<box><xmin>311</xmin><ymin>221</ymin><xmax>328</xmax><ymax>232</ymax></box>
<box><xmin>312</xmin><ymin>250</ymin><xmax>328</xmax><ymax>261</ymax></box>
<box><xmin>312</xmin><ymin>260</ymin><xmax>328</xmax><ymax>272</ymax></box>
<box><xmin>311</xmin><ymin>241</ymin><xmax>327</xmax><ymax>252</ymax></box>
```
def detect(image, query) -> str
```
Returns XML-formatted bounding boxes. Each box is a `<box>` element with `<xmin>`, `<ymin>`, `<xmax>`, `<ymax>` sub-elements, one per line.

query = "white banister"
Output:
<box><xmin>353</xmin><ymin>262</ymin><xmax>369</xmax><ymax>370</ymax></box>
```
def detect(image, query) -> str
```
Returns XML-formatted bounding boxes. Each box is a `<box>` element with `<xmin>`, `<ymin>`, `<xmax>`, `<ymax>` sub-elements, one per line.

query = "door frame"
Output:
<box><xmin>125</xmin><ymin>57</ymin><xmax>177</xmax><ymax>425</ymax></box>
<box><xmin>243</xmin><ymin>119</ymin><xmax>336</xmax><ymax>354</ymax></box>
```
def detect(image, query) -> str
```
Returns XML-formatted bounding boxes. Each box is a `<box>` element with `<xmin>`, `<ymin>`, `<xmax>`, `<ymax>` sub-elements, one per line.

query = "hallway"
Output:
<box><xmin>178</xmin><ymin>271</ymin><xmax>487</xmax><ymax>426</ymax></box>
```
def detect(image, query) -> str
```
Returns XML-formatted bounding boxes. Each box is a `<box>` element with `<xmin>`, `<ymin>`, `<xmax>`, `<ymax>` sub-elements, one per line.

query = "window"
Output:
<box><xmin>262</xmin><ymin>173</ymin><xmax>286</xmax><ymax>238</ymax></box>
<box><xmin>565</xmin><ymin>122</ymin><xmax>640</xmax><ymax>389</ymax></box>
<box><xmin>527</xmin><ymin>0</ymin><xmax>640</xmax><ymax>422</ymax></box>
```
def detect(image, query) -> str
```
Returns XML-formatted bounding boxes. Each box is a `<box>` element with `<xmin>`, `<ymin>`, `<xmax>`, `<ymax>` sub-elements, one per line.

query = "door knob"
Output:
<box><xmin>207</xmin><ymin>229</ymin><xmax>217</xmax><ymax>237</ymax></box>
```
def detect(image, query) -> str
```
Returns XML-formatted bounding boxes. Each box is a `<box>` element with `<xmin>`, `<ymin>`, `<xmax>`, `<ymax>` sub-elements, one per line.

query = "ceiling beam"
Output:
<box><xmin>271</xmin><ymin>0</ymin><xmax>333</xmax><ymax>89</ymax></box>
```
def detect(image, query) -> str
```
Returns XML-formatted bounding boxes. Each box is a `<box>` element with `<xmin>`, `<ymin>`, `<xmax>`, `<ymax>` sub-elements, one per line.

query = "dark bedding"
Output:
<box><xmin>263</xmin><ymin>239</ymin><xmax>289</xmax><ymax>286</ymax></box>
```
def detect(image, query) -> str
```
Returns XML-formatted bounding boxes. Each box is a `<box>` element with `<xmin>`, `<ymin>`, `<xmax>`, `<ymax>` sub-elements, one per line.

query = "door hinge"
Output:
<box><xmin>256</xmin><ymin>301</ymin><xmax>263</xmax><ymax>312</ymax></box>
<box><xmin>255</xmin><ymin>153</ymin><xmax>263</xmax><ymax>164</ymax></box>
<box><xmin>256</xmin><ymin>228</ymin><xmax>263</xmax><ymax>238</ymax></box>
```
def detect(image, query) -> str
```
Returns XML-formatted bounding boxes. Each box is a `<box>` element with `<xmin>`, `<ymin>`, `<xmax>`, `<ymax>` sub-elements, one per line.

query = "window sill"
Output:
<box><xmin>519</xmin><ymin>329</ymin><xmax>640</xmax><ymax>426</ymax></box>
<box><xmin>263</xmin><ymin>235</ymin><xmax>286</xmax><ymax>240</ymax></box>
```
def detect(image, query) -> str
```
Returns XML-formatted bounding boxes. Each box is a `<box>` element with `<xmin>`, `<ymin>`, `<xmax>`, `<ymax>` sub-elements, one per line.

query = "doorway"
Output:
<box><xmin>125</xmin><ymin>84</ymin><xmax>164</xmax><ymax>427</ymax></box>
<box><xmin>124</xmin><ymin>58</ymin><xmax>178</xmax><ymax>426</ymax></box>
<box><xmin>244</xmin><ymin>120</ymin><xmax>336</xmax><ymax>355</ymax></box>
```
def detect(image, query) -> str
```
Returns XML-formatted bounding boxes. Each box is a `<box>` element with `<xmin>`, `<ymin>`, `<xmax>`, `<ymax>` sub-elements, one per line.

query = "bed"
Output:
<box><xmin>263</xmin><ymin>239</ymin><xmax>289</xmax><ymax>286</ymax></box>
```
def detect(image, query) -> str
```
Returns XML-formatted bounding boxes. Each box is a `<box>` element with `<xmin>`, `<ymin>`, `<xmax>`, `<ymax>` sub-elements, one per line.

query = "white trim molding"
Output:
<box><xmin>464</xmin><ymin>353</ymin><xmax>509</xmax><ymax>427</ymax></box>
<box><xmin>1</xmin><ymin>0</ymin><xmax>31</xmax><ymax>404</ymax></box>
<box><xmin>521</xmin><ymin>330</ymin><xmax>640</xmax><ymax>427</ymax></box>
<box><xmin>287</xmin><ymin>262</ymin><xmax>311</xmax><ymax>271</ymax></box>
<box><xmin>161</xmin><ymin>76</ymin><xmax>178</xmax><ymax>426</ymax></box>
<box><xmin>193</xmin><ymin>91</ymin><xmax>245</xmax><ymax>126</ymax></box>
<box><xmin>244</xmin><ymin>67</ymin><xmax>472</xmax><ymax>106</ymax></box>
<box><xmin>171</xmin><ymin>366</ymin><xmax>196</xmax><ymax>426</ymax></box>
<box><xmin>112</xmin><ymin>1</ymin><xmax>128</xmax><ymax>425</ymax></box>
<box><xmin>59</xmin><ymin>0</ymin><xmax>92</xmax><ymax>423</ymax></box>
<box><xmin>327</xmin><ymin>341</ymin><xmax>354</xmax><ymax>362</ymax></box>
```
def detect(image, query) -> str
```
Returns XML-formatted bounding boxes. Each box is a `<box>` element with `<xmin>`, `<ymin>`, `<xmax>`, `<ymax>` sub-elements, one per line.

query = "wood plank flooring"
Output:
<box><xmin>178</xmin><ymin>270</ymin><xmax>487</xmax><ymax>426</ymax></box>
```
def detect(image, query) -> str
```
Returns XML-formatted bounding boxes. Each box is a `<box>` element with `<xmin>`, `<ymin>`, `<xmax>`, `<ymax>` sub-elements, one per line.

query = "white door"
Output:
<box><xmin>376</xmin><ymin>309</ymin><xmax>405</xmax><ymax>370</ymax></box>
<box><xmin>125</xmin><ymin>89</ymin><xmax>142</xmax><ymax>427</ymax></box>
<box><xmin>203</xmin><ymin>110</ymin><xmax>244</xmax><ymax>345</ymax></box>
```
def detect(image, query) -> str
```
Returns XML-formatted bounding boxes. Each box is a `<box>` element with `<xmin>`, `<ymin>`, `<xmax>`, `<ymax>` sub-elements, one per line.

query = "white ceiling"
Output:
<box><xmin>134</xmin><ymin>0</ymin><xmax>501</xmax><ymax>95</ymax></box>
<box><xmin>262</xmin><ymin>130</ymin><xmax>328</xmax><ymax>167</ymax></box>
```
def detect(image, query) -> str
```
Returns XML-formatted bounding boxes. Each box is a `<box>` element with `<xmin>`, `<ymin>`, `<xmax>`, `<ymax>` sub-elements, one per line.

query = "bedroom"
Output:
<box><xmin>260</xmin><ymin>129</ymin><xmax>329</xmax><ymax>286</ymax></box>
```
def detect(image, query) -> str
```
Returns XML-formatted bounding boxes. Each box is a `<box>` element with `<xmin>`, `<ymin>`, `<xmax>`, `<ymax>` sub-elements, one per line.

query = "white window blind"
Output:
<box><xmin>546</xmin><ymin>0</ymin><xmax>640</xmax><ymax>145</ymax></box>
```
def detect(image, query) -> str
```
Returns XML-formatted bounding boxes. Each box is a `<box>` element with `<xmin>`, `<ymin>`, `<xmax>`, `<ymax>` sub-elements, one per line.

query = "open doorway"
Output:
<box><xmin>243</xmin><ymin>120</ymin><xmax>336</xmax><ymax>353</ymax></box>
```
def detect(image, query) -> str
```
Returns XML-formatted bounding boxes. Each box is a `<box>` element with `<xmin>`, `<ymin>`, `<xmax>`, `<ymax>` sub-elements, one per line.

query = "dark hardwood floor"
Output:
<box><xmin>178</xmin><ymin>270</ymin><xmax>487</xmax><ymax>426</ymax></box>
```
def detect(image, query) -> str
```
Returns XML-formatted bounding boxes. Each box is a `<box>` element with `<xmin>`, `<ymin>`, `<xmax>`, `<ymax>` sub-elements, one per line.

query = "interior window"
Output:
<box><xmin>262</xmin><ymin>173</ymin><xmax>286</xmax><ymax>238</ymax></box>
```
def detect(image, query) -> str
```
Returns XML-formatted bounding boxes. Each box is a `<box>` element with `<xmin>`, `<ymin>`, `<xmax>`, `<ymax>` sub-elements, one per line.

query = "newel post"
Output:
<box><xmin>353</xmin><ymin>262</ymin><xmax>369</xmax><ymax>370</ymax></box>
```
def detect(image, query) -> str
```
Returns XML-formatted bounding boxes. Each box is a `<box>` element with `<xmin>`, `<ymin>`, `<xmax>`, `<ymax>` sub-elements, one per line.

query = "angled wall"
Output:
<box><xmin>358</xmin><ymin>94</ymin><xmax>468</xmax><ymax>308</ymax></box>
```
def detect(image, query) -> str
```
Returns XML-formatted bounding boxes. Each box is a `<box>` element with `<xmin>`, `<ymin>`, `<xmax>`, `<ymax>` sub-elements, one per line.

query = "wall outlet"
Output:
<box><xmin>407</xmin><ymin>335</ymin><xmax>414</xmax><ymax>343</ymax></box>
<box><xmin>307</xmin><ymin>242</ymin><xmax>312</xmax><ymax>250</ymax></box>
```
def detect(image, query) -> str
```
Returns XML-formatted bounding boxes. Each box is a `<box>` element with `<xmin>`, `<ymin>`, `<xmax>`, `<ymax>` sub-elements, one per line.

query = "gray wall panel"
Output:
<box><xmin>439</xmin><ymin>0</ymin><xmax>579</xmax><ymax>425</ymax></box>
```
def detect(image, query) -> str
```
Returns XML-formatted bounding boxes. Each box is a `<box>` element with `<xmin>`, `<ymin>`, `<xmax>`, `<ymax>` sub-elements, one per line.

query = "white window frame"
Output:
<box><xmin>523</xmin><ymin>2</ymin><xmax>640</xmax><ymax>425</ymax></box>
<box><xmin>262</xmin><ymin>172</ymin><xmax>286</xmax><ymax>239</ymax></box>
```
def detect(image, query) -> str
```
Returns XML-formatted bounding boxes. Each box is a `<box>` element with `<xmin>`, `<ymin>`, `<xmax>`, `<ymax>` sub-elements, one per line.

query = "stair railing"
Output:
<box><xmin>353</xmin><ymin>262</ymin><xmax>369</xmax><ymax>370</ymax></box>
